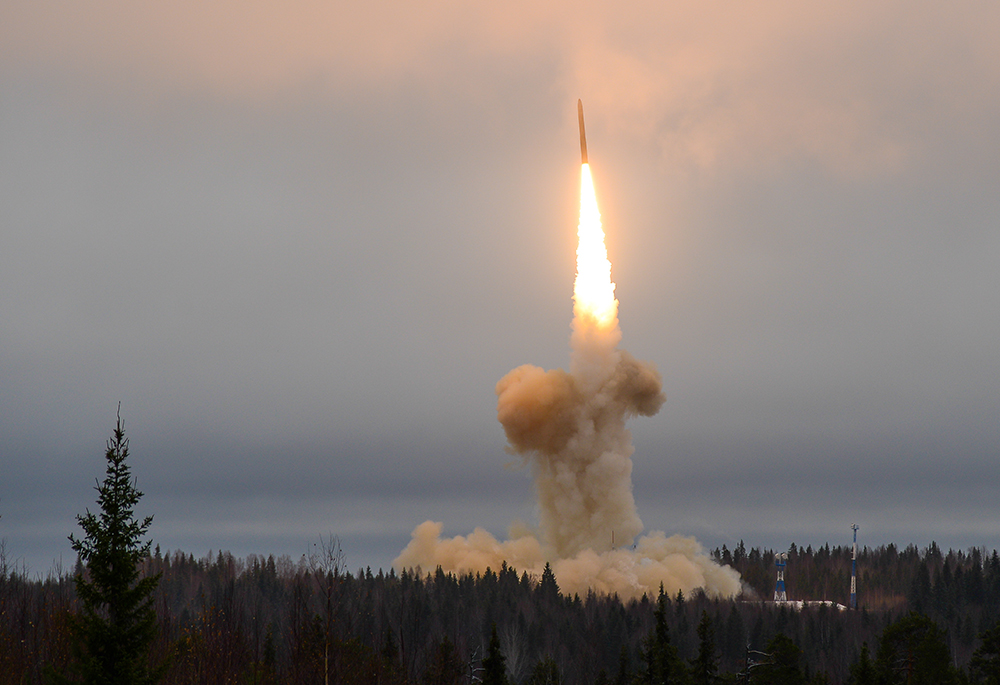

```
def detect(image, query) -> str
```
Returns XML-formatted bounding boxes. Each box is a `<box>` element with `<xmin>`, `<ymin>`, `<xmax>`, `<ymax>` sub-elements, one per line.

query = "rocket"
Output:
<box><xmin>578</xmin><ymin>99</ymin><xmax>588</xmax><ymax>164</ymax></box>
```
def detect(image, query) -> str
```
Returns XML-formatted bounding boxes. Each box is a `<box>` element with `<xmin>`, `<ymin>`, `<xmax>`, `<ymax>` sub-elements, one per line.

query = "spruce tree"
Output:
<box><xmin>847</xmin><ymin>643</ymin><xmax>876</xmax><ymax>685</ymax></box>
<box><xmin>537</xmin><ymin>562</ymin><xmax>560</xmax><ymax>604</ymax></box>
<box><xmin>53</xmin><ymin>409</ymin><xmax>164</xmax><ymax>685</ymax></box>
<box><xmin>482</xmin><ymin>623</ymin><xmax>510</xmax><ymax>685</ymax></box>
<box><xmin>641</xmin><ymin>585</ymin><xmax>683</xmax><ymax>684</ymax></box>
<box><xmin>615</xmin><ymin>645</ymin><xmax>632</xmax><ymax>685</ymax></box>
<box><xmin>690</xmin><ymin>610</ymin><xmax>719</xmax><ymax>685</ymax></box>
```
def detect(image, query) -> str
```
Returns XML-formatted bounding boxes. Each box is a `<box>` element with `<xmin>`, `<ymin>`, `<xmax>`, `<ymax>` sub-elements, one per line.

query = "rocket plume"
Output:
<box><xmin>395</xmin><ymin>107</ymin><xmax>741</xmax><ymax>600</ymax></box>
<box><xmin>496</xmin><ymin>163</ymin><xmax>660</xmax><ymax>558</ymax></box>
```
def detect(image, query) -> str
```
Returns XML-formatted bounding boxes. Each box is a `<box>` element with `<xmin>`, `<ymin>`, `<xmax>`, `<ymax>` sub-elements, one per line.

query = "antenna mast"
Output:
<box><xmin>850</xmin><ymin>524</ymin><xmax>860</xmax><ymax>609</ymax></box>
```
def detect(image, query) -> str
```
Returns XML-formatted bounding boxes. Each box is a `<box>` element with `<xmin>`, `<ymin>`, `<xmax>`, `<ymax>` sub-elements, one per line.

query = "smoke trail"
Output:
<box><xmin>395</xmin><ymin>162</ymin><xmax>741</xmax><ymax>599</ymax></box>
<box><xmin>496</xmin><ymin>348</ymin><xmax>665</xmax><ymax>558</ymax></box>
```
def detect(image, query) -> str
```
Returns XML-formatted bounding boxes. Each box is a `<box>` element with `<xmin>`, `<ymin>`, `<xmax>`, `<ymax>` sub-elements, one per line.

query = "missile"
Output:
<box><xmin>578</xmin><ymin>99</ymin><xmax>589</xmax><ymax>164</ymax></box>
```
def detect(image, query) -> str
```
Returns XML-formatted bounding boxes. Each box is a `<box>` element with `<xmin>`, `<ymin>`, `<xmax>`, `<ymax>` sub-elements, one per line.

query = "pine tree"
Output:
<box><xmin>52</xmin><ymin>409</ymin><xmax>164</xmax><ymax>685</ymax></box>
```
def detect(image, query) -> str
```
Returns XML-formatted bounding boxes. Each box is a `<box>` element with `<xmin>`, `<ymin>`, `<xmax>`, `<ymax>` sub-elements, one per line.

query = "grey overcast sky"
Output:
<box><xmin>3</xmin><ymin>2</ymin><xmax>1000</xmax><ymax>576</ymax></box>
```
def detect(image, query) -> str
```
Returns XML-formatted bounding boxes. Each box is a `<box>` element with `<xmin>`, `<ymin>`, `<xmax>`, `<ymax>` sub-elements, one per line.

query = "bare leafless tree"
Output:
<box><xmin>501</xmin><ymin>621</ymin><xmax>530</xmax><ymax>684</ymax></box>
<box><xmin>306</xmin><ymin>534</ymin><xmax>345</xmax><ymax>685</ymax></box>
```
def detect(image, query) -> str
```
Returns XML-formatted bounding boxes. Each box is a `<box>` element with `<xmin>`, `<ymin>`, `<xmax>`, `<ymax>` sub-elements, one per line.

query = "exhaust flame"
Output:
<box><xmin>395</xmin><ymin>155</ymin><xmax>741</xmax><ymax>600</ymax></box>
<box><xmin>574</xmin><ymin>164</ymin><xmax>617</xmax><ymax>331</ymax></box>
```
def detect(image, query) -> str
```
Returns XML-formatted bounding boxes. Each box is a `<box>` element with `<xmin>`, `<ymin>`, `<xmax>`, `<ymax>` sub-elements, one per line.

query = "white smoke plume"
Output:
<box><xmin>395</xmin><ymin>164</ymin><xmax>741</xmax><ymax>599</ymax></box>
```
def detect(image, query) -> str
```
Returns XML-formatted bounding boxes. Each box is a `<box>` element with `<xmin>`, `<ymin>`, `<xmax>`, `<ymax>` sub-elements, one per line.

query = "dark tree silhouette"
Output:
<box><xmin>847</xmin><ymin>643</ymin><xmax>876</xmax><ymax>685</ymax></box>
<box><xmin>875</xmin><ymin>613</ymin><xmax>956</xmax><ymax>685</ymax></box>
<box><xmin>537</xmin><ymin>562</ymin><xmax>560</xmax><ymax>604</ymax></box>
<box><xmin>690</xmin><ymin>610</ymin><xmax>719</xmax><ymax>685</ymax></box>
<box><xmin>527</xmin><ymin>656</ymin><xmax>561</xmax><ymax>685</ymax></box>
<box><xmin>640</xmin><ymin>585</ymin><xmax>684</xmax><ymax>684</ymax></box>
<box><xmin>972</xmin><ymin>621</ymin><xmax>1000</xmax><ymax>685</ymax></box>
<box><xmin>51</xmin><ymin>408</ymin><xmax>164</xmax><ymax>685</ymax></box>
<box><xmin>422</xmin><ymin>636</ymin><xmax>463</xmax><ymax>685</ymax></box>
<box><xmin>5</xmin><ymin>537</ymin><xmax>1000</xmax><ymax>683</ymax></box>
<box><xmin>615</xmin><ymin>645</ymin><xmax>632</xmax><ymax>685</ymax></box>
<box><xmin>483</xmin><ymin>623</ymin><xmax>509</xmax><ymax>685</ymax></box>
<box><xmin>755</xmin><ymin>633</ymin><xmax>806</xmax><ymax>685</ymax></box>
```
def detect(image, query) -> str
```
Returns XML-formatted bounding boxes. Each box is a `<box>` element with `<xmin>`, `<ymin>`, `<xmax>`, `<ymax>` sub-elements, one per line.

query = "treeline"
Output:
<box><xmin>721</xmin><ymin>540</ymin><xmax>1000</xmax><ymax>610</ymax></box>
<box><xmin>3</xmin><ymin>540</ymin><xmax>1000</xmax><ymax>684</ymax></box>
<box><xmin>718</xmin><ymin>539</ymin><xmax>1000</xmax><ymax>663</ymax></box>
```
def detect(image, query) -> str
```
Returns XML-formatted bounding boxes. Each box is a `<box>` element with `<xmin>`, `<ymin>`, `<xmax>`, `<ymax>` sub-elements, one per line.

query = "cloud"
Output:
<box><xmin>4</xmin><ymin>2</ymin><xmax>998</xmax><ymax>174</ymax></box>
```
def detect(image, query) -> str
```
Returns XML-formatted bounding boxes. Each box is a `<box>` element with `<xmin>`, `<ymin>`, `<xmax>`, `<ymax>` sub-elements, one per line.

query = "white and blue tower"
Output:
<box><xmin>774</xmin><ymin>552</ymin><xmax>788</xmax><ymax>602</ymax></box>
<box><xmin>850</xmin><ymin>524</ymin><xmax>860</xmax><ymax>609</ymax></box>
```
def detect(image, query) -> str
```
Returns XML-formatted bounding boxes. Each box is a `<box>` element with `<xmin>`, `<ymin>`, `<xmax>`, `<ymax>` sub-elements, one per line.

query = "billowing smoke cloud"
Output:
<box><xmin>396</xmin><ymin>521</ymin><xmax>741</xmax><ymax>600</ymax></box>
<box><xmin>395</xmin><ymin>321</ymin><xmax>741</xmax><ymax>598</ymax></box>
<box><xmin>396</xmin><ymin>165</ymin><xmax>741</xmax><ymax>599</ymax></box>
<box><xmin>496</xmin><ymin>349</ymin><xmax>664</xmax><ymax>559</ymax></box>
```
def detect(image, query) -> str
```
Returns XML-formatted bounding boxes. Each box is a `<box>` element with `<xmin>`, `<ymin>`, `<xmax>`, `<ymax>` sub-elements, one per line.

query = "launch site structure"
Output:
<box><xmin>774</xmin><ymin>552</ymin><xmax>788</xmax><ymax>602</ymax></box>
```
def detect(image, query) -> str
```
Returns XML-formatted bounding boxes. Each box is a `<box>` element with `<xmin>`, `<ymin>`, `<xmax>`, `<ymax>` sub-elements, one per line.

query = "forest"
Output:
<box><xmin>3</xmin><ymin>537</ymin><xmax>1000</xmax><ymax>684</ymax></box>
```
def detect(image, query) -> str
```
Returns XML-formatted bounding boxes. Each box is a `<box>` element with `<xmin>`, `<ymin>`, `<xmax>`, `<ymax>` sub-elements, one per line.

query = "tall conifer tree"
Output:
<box><xmin>641</xmin><ymin>585</ymin><xmax>684</xmax><ymax>684</ymax></box>
<box><xmin>53</xmin><ymin>408</ymin><xmax>164</xmax><ymax>685</ymax></box>
<box><xmin>691</xmin><ymin>610</ymin><xmax>719</xmax><ymax>685</ymax></box>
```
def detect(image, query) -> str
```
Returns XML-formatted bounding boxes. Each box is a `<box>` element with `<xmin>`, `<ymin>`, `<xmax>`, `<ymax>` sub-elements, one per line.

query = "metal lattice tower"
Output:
<box><xmin>774</xmin><ymin>552</ymin><xmax>788</xmax><ymax>602</ymax></box>
<box><xmin>850</xmin><ymin>524</ymin><xmax>860</xmax><ymax>609</ymax></box>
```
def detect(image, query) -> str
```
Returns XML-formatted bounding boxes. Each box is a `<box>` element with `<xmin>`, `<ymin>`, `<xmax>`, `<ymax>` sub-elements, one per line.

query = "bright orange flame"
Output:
<box><xmin>573</xmin><ymin>163</ymin><xmax>618</xmax><ymax>329</ymax></box>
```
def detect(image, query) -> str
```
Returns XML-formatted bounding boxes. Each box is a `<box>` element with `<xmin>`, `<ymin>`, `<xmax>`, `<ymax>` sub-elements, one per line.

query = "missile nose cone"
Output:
<box><xmin>578</xmin><ymin>99</ymin><xmax>589</xmax><ymax>164</ymax></box>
